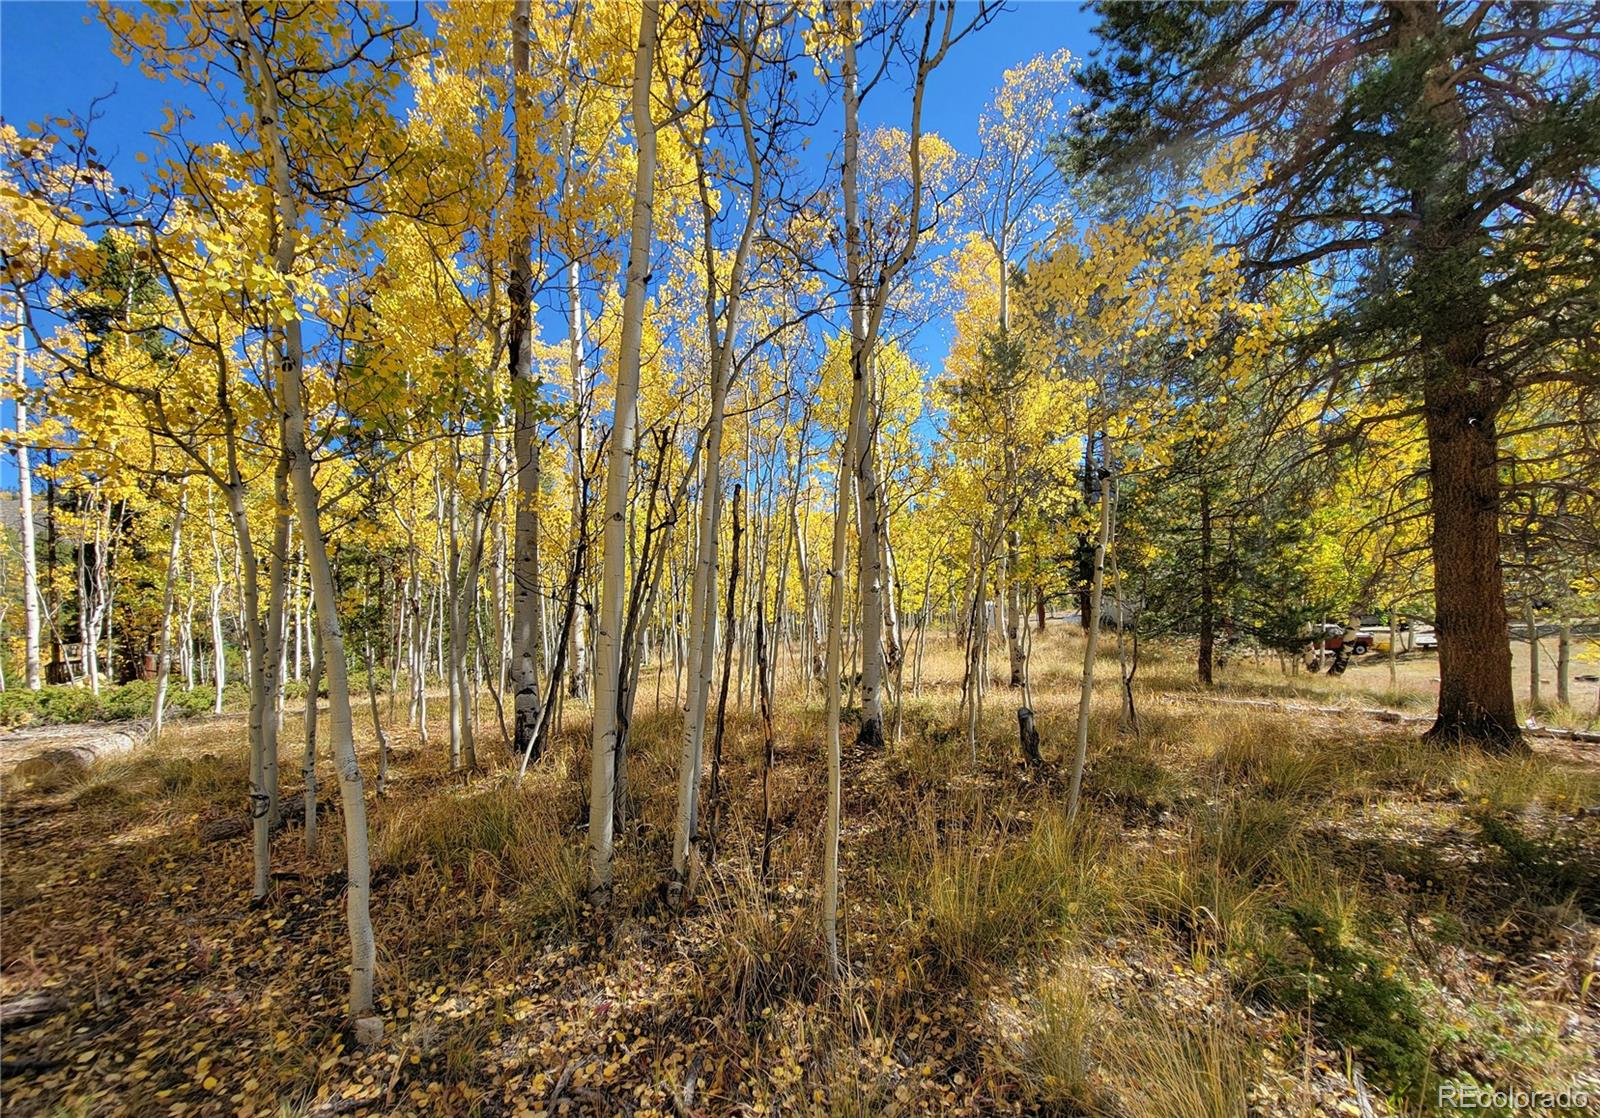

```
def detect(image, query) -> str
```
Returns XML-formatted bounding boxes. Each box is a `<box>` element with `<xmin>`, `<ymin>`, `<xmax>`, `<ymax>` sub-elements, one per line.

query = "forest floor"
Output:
<box><xmin>2</xmin><ymin>629</ymin><xmax>1598</xmax><ymax>1117</ymax></box>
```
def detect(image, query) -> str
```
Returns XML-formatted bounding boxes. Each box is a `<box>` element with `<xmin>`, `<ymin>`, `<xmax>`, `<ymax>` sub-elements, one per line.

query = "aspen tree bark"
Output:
<box><xmin>303</xmin><ymin>620</ymin><xmax>321</xmax><ymax>854</ymax></box>
<box><xmin>820</xmin><ymin>337</ymin><xmax>860</xmax><ymax>975</ymax></box>
<box><xmin>588</xmin><ymin>0</ymin><xmax>660</xmax><ymax>900</ymax></box>
<box><xmin>181</xmin><ymin>585</ymin><xmax>195</xmax><ymax>690</ymax></box>
<box><xmin>233</xmin><ymin>4</ymin><xmax>377</xmax><ymax>1025</ymax></box>
<box><xmin>839</xmin><ymin>32</ymin><xmax>886</xmax><ymax>754</ymax></box>
<box><xmin>219</xmin><ymin>471</ymin><xmax>272</xmax><ymax>897</ymax></box>
<box><xmin>263</xmin><ymin>456</ymin><xmax>290</xmax><ymax>824</ymax></box>
<box><xmin>508</xmin><ymin>0</ymin><xmax>545</xmax><ymax>760</ymax></box>
<box><xmin>13</xmin><ymin>301</ymin><xmax>40</xmax><ymax>691</ymax></box>
<box><xmin>209</xmin><ymin>576</ymin><xmax>225</xmax><ymax>713</ymax></box>
<box><xmin>151</xmin><ymin>487</ymin><xmax>187</xmax><ymax>742</ymax></box>
<box><xmin>444</xmin><ymin>475</ymin><xmax>465</xmax><ymax>771</ymax></box>
<box><xmin>566</xmin><ymin>275</ymin><xmax>591</xmax><ymax>704</ymax></box>
<box><xmin>1066</xmin><ymin>463</ymin><xmax>1113</xmax><ymax>823</ymax></box>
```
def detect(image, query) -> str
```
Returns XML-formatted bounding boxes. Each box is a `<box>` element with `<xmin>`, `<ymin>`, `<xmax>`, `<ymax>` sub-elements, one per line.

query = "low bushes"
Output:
<box><xmin>0</xmin><ymin>680</ymin><xmax>245</xmax><ymax>727</ymax></box>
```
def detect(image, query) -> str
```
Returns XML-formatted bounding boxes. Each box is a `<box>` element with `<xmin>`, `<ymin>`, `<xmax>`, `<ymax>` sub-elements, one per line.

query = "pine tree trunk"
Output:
<box><xmin>1422</xmin><ymin>389</ymin><xmax>1517</xmax><ymax>745</ymax></box>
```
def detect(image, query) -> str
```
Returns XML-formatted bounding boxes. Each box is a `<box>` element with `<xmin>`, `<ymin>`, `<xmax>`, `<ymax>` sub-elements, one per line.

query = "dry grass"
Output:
<box><xmin>3</xmin><ymin>624</ymin><xmax>1597</xmax><ymax>1116</ymax></box>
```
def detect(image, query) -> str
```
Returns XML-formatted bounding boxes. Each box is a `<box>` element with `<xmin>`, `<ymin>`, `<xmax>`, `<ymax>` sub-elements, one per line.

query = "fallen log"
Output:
<box><xmin>0</xmin><ymin>992</ymin><xmax>66</xmax><ymax>1030</ymax></box>
<box><xmin>0</xmin><ymin>723</ymin><xmax>145</xmax><ymax>790</ymax></box>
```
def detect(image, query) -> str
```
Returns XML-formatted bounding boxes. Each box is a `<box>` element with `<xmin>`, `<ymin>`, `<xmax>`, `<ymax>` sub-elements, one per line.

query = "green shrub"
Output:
<box><xmin>36</xmin><ymin>687</ymin><xmax>101</xmax><ymax>724</ymax></box>
<box><xmin>0</xmin><ymin>688</ymin><xmax>44</xmax><ymax>727</ymax></box>
<box><xmin>1261</xmin><ymin>905</ymin><xmax>1433</xmax><ymax>1104</ymax></box>
<box><xmin>100</xmin><ymin>680</ymin><xmax>156</xmax><ymax>721</ymax></box>
<box><xmin>1475</xmin><ymin>814</ymin><xmax>1600</xmax><ymax>914</ymax></box>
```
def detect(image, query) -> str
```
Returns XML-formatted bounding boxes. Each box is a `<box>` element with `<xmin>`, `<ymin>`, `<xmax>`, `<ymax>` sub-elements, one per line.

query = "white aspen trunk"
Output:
<box><xmin>392</xmin><ymin>565</ymin><xmax>407</xmax><ymax>707</ymax></box>
<box><xmin>453</xmin><ymin>430</ymin><xmax>495</xmax><ymax>769</ymax></box>
<box><xmin>77</xmin><ymin>510</ymin><xmax>95</xmax><ymax>691</ymax></box>
<box><xmin>12</xmin><ymin>300</ymin><xmax>40</xmax><ymax>691</ymax></box>
<box><xmin>221</xmin><ymin>471</ymin><xmax>272</xmax><ymax>898</ymax></box>
<box><xmin>264</xmin><ymin>460</ymin><xmax>290</xmax><ymax>824</ymax></box>
<box><xmin>821</xmin><ymin>5</ymin><xmax>873</xmax><ymax>973</ymax></box>
<box><xmin>303</xmin><ymin>616</ymin><xmax>321</xmax><ymax>853</ymax></box>
<box><xmin>234</xmin><ymin>3</ymin><xmax>376</xmax><ymax>1026</ymax></box>
<box><xmin>151</xmin><ymin>487</ymin><xmax>187</xmax><ymax>742</ymax></box>
<box><xmin>589</xmin><ymin>0</ymin><xmax>659</xmax><ymax>899</ymax></box>
<box><xmin>211</xmin><ymin>579</ymin><xmax>226</xmax><ymax>712</ymax></box>
<box><xmin>671</xmin><ymin>424</ymin><xmax>726</xmax><ymax>896</ymax></box>
<box><xmin>443</xmin><ymin>474</ymin><xmax>465</xmax><ymax>770</ymax></box>
<box><xmin>89</xmin><ymin>498</ymin><xmax>112</xmax><ymax>695</ymax></box>
<box><xmin>834</xmin><ymin>0</ymin><xmax>950</xmax><ymax>753</ymax></box>
<box><xmin>843</xmin><ymin>138</ymin><xmax>884</xmax><ymax>753</ymax></box>
<box><xmin>508</xmin><ymin>0</ymin><xmax>545</xmax><ymax>758</ymax></box>
<box><xmin>1067</xmin><ymin>467</ymin><xmax>1113</xmax><ymax>823</ymax></box>
<box><xmin>292</xmin><ymin>548</ymin><xmax>305</xmax><ymax>682</ymax></box>
<box><xmin>417</xmin><ymin>575</ymin><xmax>436</xmax><ymax>744</ymax></box>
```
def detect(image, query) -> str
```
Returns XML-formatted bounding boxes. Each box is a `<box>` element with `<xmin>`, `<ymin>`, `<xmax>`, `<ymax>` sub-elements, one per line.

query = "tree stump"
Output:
<box><xmin>1017</xmin><ymin>707</ymin><xmax>1042</xmax><ymax>767</ymax></box>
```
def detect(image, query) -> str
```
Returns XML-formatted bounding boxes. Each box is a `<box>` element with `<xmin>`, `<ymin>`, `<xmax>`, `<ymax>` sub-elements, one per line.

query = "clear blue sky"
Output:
<box><xmin>1</xmin><ymin>3</ymin><xmax>1099</xmax><ymax>177</ymax></box>
<box><xmin>0</xmin><ymin>1</ymin><xmax>1100</xmax><ymax>483</ymax></box>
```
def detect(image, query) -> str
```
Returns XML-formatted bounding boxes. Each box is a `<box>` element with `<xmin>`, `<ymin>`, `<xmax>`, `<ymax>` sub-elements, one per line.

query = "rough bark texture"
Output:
<box><xmin>1423</xmin><ymin>388</ymin><xmax>1517</xmax><ymax>745</ymax></box>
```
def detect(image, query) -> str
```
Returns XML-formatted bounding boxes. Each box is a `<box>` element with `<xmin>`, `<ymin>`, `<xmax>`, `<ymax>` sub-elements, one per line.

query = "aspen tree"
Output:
<box><xmin>589</xmin><ymin>0</ymin><xmax>662</xmax><ymax>899</ymax></box>
<box><xmin>150</xmin><ymin>485</ymin><xmax>186</xmax><ymax>741</ymax></box>
<box><xmin>12</xmin><ymin>299</ymin><xmax>40</xmax><ymax>690</ymax></box>
<box><xmin>229</xmin><ymin>2</ymin><xmax>379</xmax><ymax>1027</ymax></box>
